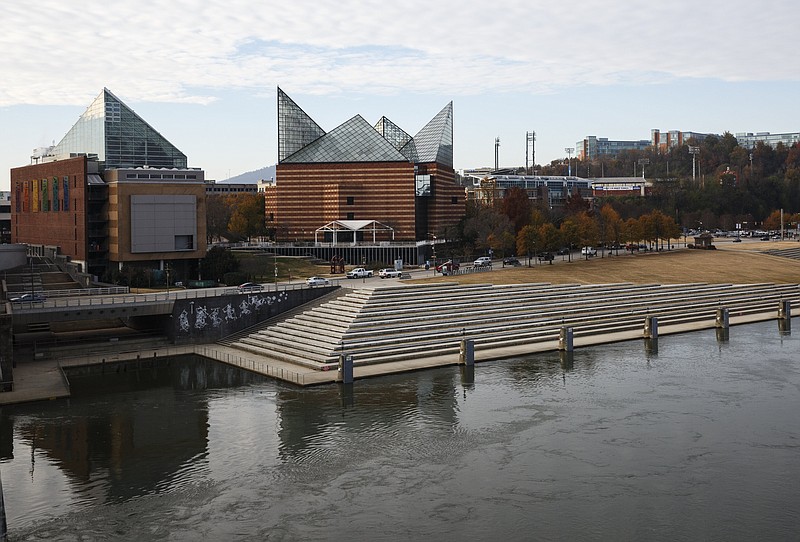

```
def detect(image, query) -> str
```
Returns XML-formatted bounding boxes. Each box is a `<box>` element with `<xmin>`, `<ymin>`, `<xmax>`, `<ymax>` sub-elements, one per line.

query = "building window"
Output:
<box><xmin>346</xmin><ymin>196</ymin><xmax>355</xmax><ymax>205</ymax></box>
<box><xmin>346</xmin><ymin>212</ymin><xmax>355</xmax><ymax>220</ymax></box>
<box><xmin>451</xmin><ymin>197</ymin><xmax>459</xmax><ymax>204</ymax></box>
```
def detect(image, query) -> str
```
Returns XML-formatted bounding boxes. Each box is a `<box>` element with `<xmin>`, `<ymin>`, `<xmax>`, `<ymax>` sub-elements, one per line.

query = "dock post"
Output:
<box><xmin>779</xmin><ymin>300</ymin><xmax>791</xmax><ymax>320</ymax></box>
<box><xmin>459</xmin><ymin>339</ymin><xmax>474</xmax><ymax>366</ymax></box>
<box><xmin>338</xmin><ymin>354</ymin><xmax>354</xmax><ymax>384</ymax></box>
<box><xmin>715</xmin><ymin>308</ymin><xmax>729</xmax><ymax>329</ymax></box>
<box><xmin>558</xmin><ymin>327</ymin><xmax>573</xmax><ymax>352</ymax></box>
<box><xmin>559</xmin><ymin>350</ymin><xmax>574</xmax><ymax>370</ymax></box>
<box><xmin>644</xmin><ymin>316</ymin><xmax>658</xmax><ymax>339</ymax></box>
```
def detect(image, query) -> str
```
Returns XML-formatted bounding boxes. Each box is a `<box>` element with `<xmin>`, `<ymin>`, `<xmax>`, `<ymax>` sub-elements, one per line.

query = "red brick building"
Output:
<box><xmin>268</xmin><ymin>89</ymin><xmax>464</xmax><ymax>243</ymax></box>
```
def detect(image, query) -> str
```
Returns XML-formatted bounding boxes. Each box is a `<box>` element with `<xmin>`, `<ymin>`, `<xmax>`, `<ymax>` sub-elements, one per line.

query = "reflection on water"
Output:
<box><xmin>1</xmin><ymin>320</ymin><xmax>799</xmax><ymax>541</ymax></box>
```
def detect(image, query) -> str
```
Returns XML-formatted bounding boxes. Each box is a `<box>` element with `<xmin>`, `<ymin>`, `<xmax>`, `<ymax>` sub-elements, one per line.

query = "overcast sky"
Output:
<box><xmin>2</xmin><ymin>0</ymin><xmax>798</xmax><ymax>188</ymax></box>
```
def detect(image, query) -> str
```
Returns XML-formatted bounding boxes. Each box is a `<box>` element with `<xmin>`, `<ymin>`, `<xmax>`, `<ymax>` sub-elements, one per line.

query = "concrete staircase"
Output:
<box><xmin>219</xmin><ymin>282</ymin><xmax>800</xmax><ymax>370</ymax></box>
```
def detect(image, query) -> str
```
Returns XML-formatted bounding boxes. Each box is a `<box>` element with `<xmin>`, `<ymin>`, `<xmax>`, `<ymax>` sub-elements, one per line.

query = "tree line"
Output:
<box><xmin>504</xmin><ymin>134</ymin><xmax>800</xmax><ymax>232</ymax></box>
<box><xmin>445</xmin><ymin>189</ymin><xmax>682</xmax><ymax>264</ymax></box>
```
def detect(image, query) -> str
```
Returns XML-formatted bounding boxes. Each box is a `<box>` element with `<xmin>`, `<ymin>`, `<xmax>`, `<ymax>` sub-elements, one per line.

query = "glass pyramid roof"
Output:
<box><xmin>51</xmin><ymin>88</ymin><xmax>187</xmax><ymax>169</ymax></box>
<box><xmin>277</xmin><ymin>89</ymin><xmax>452</xmax><ymax>167</ymax></box>
<box><xmin>411</xmin><ymin>102</ymin><xmax>453</xmax><ymax>167</ymax></box>
<box><xmin>374</xmin><ymin>116</ymin><xmax>413</xmax><ymax>151</ymax></box>
<box><xmin>281</xmin><ymin>115</ymin><xmax>409</xmax><ymax>163</ymax></box>
<box><xmin>278</xmin><ymin>87</ymin><xmax>326</xmax><ymax>162</ymax></box>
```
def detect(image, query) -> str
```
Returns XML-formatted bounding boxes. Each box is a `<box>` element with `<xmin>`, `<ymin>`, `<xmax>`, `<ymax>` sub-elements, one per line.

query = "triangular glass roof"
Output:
<box><xmin>277</xmin><ymin>89</ymin><xmax>453</xmax><ymax>167</ymax></box>
<box><xmin>51</xmin><ymin>88</ymin><xmax>187</xmax><ymax>169</ymax></box>
<box><xmin>411</xmin><ymin>102</ymin><xmax>453</xmax><ymax>167</ymax></box>
<box><xmin>278</xmin><ymin>87</ymin><xmax>326</xmax><ymax>162</ymax></box>
<box><xmin>281</xmin><ymin>115</ymin><xmax>409</xmax><ymax>163</ymax></box>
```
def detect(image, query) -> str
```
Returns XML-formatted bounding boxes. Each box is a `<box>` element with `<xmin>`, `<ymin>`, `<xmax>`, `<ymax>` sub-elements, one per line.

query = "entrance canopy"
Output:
<box><xmin>315</xmin><ymin>220</ymin><xmax>395</xmax><ymax>245</ymax></box>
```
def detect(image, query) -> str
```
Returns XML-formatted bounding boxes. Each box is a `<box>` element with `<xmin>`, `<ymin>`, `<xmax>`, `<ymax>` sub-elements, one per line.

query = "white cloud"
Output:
<box><xmin>1</xmin><ymin>0</ymin><xmax>797</xmax><ymax>107</ymax></box>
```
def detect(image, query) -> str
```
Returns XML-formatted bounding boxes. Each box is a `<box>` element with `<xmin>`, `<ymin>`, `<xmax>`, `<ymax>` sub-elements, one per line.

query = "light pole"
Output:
<box><xmin>638</xmin><ymin>158</ymin><xmax>650</xmax><ymax>179</ymax></box>
<box><xmin>688</xmin><ymin>146</ymin><xmax>700</xmax><ymax>181</ymax></box>
<box><xmin>565</xmin><ymin>147</ymin><xmax>574</xmax><ymax>176</ymax></box>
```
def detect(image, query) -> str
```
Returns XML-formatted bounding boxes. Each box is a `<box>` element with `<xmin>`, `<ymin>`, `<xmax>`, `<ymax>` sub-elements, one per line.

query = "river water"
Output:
<box><xmin>1</xmin><ymin>320</ymin><xmax>799</xmax><ymax>541</ymax></box>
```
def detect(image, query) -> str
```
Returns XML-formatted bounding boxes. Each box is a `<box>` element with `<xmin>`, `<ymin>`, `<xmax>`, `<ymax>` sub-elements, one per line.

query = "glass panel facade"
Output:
<box><xmin>51</xmin><ymin>89</ymin><xmax>187</xmax><ymax>169</ymax></box>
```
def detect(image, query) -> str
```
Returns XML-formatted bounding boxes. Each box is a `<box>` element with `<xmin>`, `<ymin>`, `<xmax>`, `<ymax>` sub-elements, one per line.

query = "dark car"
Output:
<box><xmin>557</xmin><ymin>247</ymin><xmax>570</xmax><ymax>255</ymax></box>
<box><xmin>10</xmin><ymin>292</ymin><xmax>46</xmax><ymax>303</ymax></box>
<box><xmin>503</xmin><ymin>257</ymin><xmax>521</xmax><ymax>266</ymax></box>
<box><xmin>538</xmin><ymin>252</ymin><xmax>554</xmax><ymax>262</ymax></box>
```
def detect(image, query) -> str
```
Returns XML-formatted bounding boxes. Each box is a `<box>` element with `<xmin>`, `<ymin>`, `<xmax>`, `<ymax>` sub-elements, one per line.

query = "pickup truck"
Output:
<box><xmin>346</xmin><ymin>267</ymin><xmax>373</xmax><ymax>279</ymax></box>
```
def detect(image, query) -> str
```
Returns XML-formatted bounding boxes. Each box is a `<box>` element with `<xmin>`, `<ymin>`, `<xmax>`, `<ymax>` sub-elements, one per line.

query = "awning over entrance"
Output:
<box><xmin>315</xmin><ymin>220</ymin><xmax>395</xmax><ymax>245</ymax></box>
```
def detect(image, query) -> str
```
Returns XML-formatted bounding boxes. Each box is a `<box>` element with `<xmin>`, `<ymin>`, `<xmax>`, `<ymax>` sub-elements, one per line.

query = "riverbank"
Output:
<box><xmin>3</xmin><ymin>241</ymin><xmax>799</xmax><ymax>406</ymax></box>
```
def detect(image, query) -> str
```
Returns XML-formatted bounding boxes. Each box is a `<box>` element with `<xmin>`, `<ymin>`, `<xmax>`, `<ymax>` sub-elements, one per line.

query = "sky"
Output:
<box><xmin>1</xmin><ymin>0</ymin><xmax>799</xmax><ymax>189</ymax></box>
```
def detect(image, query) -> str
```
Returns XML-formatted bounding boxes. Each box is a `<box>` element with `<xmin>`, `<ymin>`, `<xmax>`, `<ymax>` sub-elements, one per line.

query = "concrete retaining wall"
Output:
<box><xmin>166</xmin><ymin>286</ymin><xmax>338</xmax><ymax>345</ymax></box>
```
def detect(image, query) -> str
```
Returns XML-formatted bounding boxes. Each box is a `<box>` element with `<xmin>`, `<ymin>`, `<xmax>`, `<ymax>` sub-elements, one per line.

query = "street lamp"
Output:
<box><xmin>565</xmin><ymin>147</ymin><xmax>574</xmax><ymax>176</ymax></box>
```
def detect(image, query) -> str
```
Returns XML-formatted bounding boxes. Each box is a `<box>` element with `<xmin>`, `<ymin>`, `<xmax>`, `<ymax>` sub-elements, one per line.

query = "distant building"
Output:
<box><xmin>11</xmin><ymin>89</ymin><xmax>206</xmax><ymax>281</ymax></box>
<box><xmin>0</xmin><ymin>191</ymin><xmax>10</xmax><ymax>243</ymax></box>
<box><xmin>735</xmin><ymin>132</ymin><xmax>800</xmax><ymax>149</ymax></box>
<box><xmin>205</xmin><ymin>182</ymin><xmax>258</xmax><ymax>195</ymax></box>
<box><xmin>577</xmin><ymin>136</ymin><xmax>650</xmax><ymax>160</ymax></box>
<box><xmin>650</xmin><ymin>129</ymin><xmax>712</xmax><ymax>152</ymax></box>
<box><xmin>464</xmin><ymin>174</ymin><xmax>592</xmax><ymax>208</ymax></box>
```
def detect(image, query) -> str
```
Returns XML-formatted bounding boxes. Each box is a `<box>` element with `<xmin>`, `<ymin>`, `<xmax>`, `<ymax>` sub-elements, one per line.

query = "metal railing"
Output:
<box><xmin>9</xmin><ymin>281</ymin><xmax>340</xmax><ymax>310</ymax></box>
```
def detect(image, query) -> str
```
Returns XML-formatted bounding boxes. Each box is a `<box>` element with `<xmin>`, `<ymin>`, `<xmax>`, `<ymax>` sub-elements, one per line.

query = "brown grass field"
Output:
<box><xmin>408</xmin><ymin>240</ymin><xmax>800</xmax><ymax>286</ymax></box>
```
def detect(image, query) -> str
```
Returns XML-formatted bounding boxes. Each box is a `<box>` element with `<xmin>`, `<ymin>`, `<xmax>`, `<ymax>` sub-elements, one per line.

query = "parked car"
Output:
<box><xmin>378</xmin><ymin>268</ymin><xmax>402</xmax><ymax>279</ymax></box>
<box><xmin>435</xmin><ymin>260</ymin><xmax>460</xmax><ymax>274</ymax></box>
<box><xmin>538</xmin><ymin>252</ymin><xmax>554</xmax><ymax>262</ymax></box>
<box><xmin>556</xmin><ymin>247</ymin><xmax>570</xmax><ymax>255</ymax></box>
<box><xmin>237</xmin><ymin>282</ymin><xmax>264</xmax><ymax>293</ymax></box>
<box><xmin>10</xmin><ymin>292</ymin><xmax>46</xmax><ymax>303</ymax></box>
<box><xmin>474</xmin><ymin>256</ymin><xmax>492</xmax><ymax>267</ymax></box>
<box><xmin>306</xmin><ymin>276</ymin><xmax>331</xmax><ymax>286</ymax></box>
<box><xmin>503</xmin><ymin>257</ymin><xmax>521</xmax><ymax>266</ymax></box>
<box><xmin>581</xmin><ymin>247</ymin><xmax>597</xmax><ymax>257</ymax></box>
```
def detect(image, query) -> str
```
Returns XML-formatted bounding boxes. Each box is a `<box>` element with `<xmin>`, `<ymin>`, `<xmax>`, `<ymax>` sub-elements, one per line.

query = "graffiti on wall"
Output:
<box><xmin>177</xmin><ymin>291</ymin><xmax>289</xmax><ymax>333</ymax></box>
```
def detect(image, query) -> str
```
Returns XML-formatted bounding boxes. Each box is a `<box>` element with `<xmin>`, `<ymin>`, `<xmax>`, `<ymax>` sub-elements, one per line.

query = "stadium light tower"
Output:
<box><xmin>494</xmin><ymin>137</ymin><xmax>500</xmax><ymax>171</ymax></box>
<box><xmin>565</xmin><ymin>147</ymin><xmax>574</xmax><ymax>176</ymax></box>
<box><xmin>688</xmin><ymin>146</ymin><xmax>700</xmax><ymax>180</ymax></box>
<box><xmin>638</xmin><ymin>158</ymin><xmax>650</xmax><ymax>179</ymax></box>
<box><xmin>526</xmin><ymin>131</ymin><xmax>536</xmax><ymax>175</ymax></box>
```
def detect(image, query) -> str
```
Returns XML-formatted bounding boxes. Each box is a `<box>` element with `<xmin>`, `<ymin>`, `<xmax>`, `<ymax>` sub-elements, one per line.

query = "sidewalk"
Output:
<box><xmin>0</xmin><ymin>359</ymin><xmax>70</xmax><ymax>406</ymax></box>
